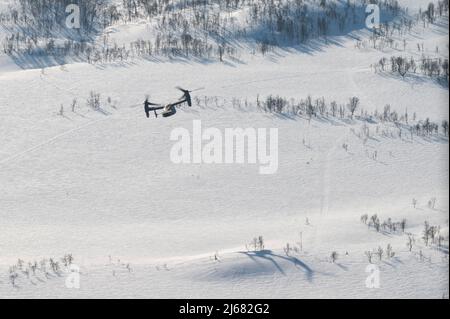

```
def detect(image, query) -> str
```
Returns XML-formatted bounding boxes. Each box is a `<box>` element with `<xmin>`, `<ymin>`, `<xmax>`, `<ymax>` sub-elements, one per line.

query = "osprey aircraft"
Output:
<box><xmin>144</xmin><ymin>87</ymin><xmax>194</xmax><ymax>118</ymax></box>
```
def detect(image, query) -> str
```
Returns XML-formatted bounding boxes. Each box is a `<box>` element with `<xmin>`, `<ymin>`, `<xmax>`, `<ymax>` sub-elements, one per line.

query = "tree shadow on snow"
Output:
<box><xmin>6</xmin><ymin>1</ymin><xmax>406</xmax><ymax>70</ymax></box>
<box><xmin>239</xmin><ymin>250</ymin><xmax>314</xmax><ymax>282</ymax></box>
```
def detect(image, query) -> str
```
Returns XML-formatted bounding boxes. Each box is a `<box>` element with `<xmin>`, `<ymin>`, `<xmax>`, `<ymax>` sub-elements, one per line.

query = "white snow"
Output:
<box><xmin>0</xmin><ymin>0</ymin><xmax>448</xmax><ymax>299</ymax></box>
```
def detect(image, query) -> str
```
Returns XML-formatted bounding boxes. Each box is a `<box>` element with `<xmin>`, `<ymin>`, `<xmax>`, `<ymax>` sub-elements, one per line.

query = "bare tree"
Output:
<box><xmin>406</xmin><ymin>233</ymin><xmax>414</xmax><ymax>252</ymax></box>
<box><xmin>386</xmin><ymin>244</ymin><xmax>395</xmax><ymax>258</ymax></box>
<box><xmin>71</xmin><ymin>99</ymin><xmax>77</xmax><ymax>112</ymax></box>
<box><xmin>442</xmin><ymin>120</ymin><xmax>449</xmax><ymax>136</ymax></box>
<box><xmin>284</xmin><ymin>243</ymin><xmax>291</xmax><ymax>256</ymax></box>
<box><xmin>400</xmin><ymin>218</ymin><xmax>407</xmax><ymax>232</ymax></box>
<box><xmin>376</xmin><ymin>246</ymin><xmax>384</xmax><ymax>260</ymax></box>
<box><xmin>347</xmin><ymin>97</ymin><xmax>359</xmax><ymax>119</ymax></box>
<box><xmin>360</xmin><ymin>214</ymin><xmax>368</xmax><ymax>224</ymax></box>
<box><xmin>9</xmin><ymin>270</ymin><xmax>18</xmax><ymax>287</ymax></box>
<box><xmin>365</xmin><ymin>251</ymin><xmax>373</xmax><ymax>263</ymax></box>
<box><xmin>330</xmin><ymin>251</ymin><xmax>338</xmax><ymax>263</ymax></box>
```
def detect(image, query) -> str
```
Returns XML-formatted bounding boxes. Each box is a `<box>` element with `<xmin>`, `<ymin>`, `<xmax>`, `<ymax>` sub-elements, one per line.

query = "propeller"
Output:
<box><xmin>176</xmin><ymin>87</ymin><xmax>194</xmax><ymax>107</ymax></box>
<box><xmin>145</xmin><ymin>96</ymin><xmax>161</xmax><ymax>106</ymax></box>
<box><xmin>176</xmin><ymin>86</ymin><xmax>205</xmax><ymax>93</ymax></box>
<box><xmin>176</xmin><ymin>86</ymin><xmax>191</xmax><ymax>94</ymax></box>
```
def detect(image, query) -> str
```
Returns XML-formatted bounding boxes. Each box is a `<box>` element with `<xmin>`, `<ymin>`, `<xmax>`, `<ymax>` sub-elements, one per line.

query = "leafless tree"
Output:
<box><xmin>330</xmin><ymin>251</ymin><xmax>338</xmax><ymax>263</ymax></box>
<box><xmin>365</xmin><ymin>251</ymin><xmax>373</xmax><ymax>263</ymax></box>
<box><xmin>347</xmin><ymin>97</ymin><xmax>359</xmax><ymax>119</ymax></box>
<box><xmin>406</xmin><ymin>233</ymin><xmax>415</xmax><ymax>252</ymax></box>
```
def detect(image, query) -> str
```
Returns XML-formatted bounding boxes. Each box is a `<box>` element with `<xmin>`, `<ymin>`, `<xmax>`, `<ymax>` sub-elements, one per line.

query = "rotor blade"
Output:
<box><xmin>189</xmin><ymin>87</ymin><xmax>205</xmax><ymax>92</ymax></box>
<box><xmin>176</xmin><ymin>86</ymin><xmax>189</xmax><ymax>93</ymax></box>
<box><xmin>176</xmin><ymin>86</ymin><xmax>205</xmax><ymax>93</ymax></box>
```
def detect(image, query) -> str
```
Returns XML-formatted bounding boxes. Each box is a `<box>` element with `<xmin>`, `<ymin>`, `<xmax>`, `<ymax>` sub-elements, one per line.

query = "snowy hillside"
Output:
<box><xmin>0</xmin><ymin>0</ymin><xmax>448</xmax><ymax>299</ymax></box>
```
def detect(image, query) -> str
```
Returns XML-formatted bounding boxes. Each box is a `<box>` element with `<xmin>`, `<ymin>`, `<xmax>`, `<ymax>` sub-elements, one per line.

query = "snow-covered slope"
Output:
<box><xmin>0</xmin><ymin>0</ymin><xmax>448</xmax><ymax>299</ymax></box>
<box><xmin>0</xmin><ymin>101</ymin><xmax>447</xmax><ymax>298</ymax></box>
